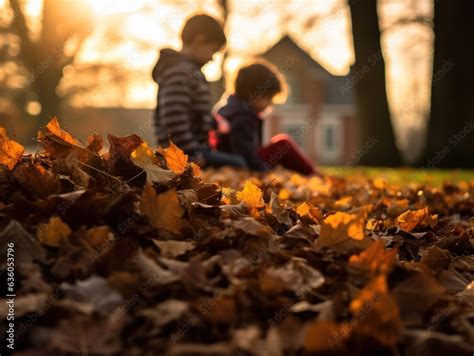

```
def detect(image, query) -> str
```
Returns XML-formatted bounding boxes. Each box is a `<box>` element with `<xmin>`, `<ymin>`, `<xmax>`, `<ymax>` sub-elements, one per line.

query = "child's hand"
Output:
<box><xmin>215</xmin><ymin>114</ymin><xmax>231</xmax><ymax>134</ymax></box>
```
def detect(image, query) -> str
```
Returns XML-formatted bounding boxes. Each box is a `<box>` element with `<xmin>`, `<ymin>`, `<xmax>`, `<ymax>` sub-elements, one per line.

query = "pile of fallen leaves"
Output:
<box><xmin>0</xmin><ymin>118</ymin><xmax>473</xmax><ymax>355</ymax></box>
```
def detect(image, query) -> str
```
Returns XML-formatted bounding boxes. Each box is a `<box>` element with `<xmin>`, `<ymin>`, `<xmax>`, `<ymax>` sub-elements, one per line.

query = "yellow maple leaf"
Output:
<box><xmin>37</xmin><ymin>216</ymin><xmax>72</xmax><ymax>247</ymax></box>
<box><xmin>157</xmin><ymin>141</ymin><xmax>188</xmax><ymax>174</ymax></box>
<box><xmin>236</xmin><ymin>180</ymin><xmax>264</xmax><ymax>208</ymax></box>
<box><xmin>0</xmin><ymin>128</ymin><xmax>24</xmax><ymax>170</ymax></box>
<box><xmin>131</xmin><ymin>142</ymin><xmax>174</xmax><ymax>184</ymax></box>
<box><xmin>140</xmin><ymin>185</ymin><xmax>185</xmax><ymax>235</ymax></box>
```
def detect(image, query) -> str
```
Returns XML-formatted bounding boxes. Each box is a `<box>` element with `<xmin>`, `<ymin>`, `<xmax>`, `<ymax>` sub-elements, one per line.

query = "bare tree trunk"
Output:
<box><xmin>420</xmin><ymin>1</ymin><xmax>474</xmax><ymax>168</ymax></box>
<box><xmin>349</xmin><ymin>0</ymin><xmax>401</xmax><ymax>166</ymax></box>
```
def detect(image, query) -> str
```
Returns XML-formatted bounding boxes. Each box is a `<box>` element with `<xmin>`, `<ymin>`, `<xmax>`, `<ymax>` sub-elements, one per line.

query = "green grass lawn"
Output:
<box><xmin>321</xmin><ymin>166</ymin><xmax>474</xmax><ymax>186</ymax></box>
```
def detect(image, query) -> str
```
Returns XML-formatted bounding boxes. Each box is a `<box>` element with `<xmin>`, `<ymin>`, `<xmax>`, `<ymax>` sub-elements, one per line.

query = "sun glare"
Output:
<box><xmin>85</xmin><ymin>0</ymin><xmax>147</xmax><ymax>16</ymax></box>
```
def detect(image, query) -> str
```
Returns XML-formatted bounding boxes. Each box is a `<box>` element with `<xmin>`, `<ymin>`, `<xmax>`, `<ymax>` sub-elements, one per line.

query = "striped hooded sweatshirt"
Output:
<box><xmin>152</xmin><ymin>49</ymin><xmax>212</xmax><ymax>154</ymax></box>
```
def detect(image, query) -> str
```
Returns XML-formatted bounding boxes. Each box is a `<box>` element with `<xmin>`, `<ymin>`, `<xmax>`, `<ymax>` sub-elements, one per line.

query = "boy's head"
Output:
<box><xmin>233</xmin><ymin>59</ymin><xmax>287</xmax><ymax>113</ymax></box>
<box><xmin>181</xmin><ymin>14</ymin><xmax>226</xmax><ymax>66</ymax></box>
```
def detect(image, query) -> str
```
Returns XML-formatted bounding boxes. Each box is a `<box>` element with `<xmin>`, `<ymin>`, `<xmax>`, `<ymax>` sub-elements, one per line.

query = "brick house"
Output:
<box><xmin>259</xmin><ymin>35</ymin><xmax>356</xmax><ymax>165</ymax></box>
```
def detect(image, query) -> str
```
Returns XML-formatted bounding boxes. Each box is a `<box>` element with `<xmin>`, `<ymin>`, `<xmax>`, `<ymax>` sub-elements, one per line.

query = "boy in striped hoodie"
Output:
<box><xmin>152</xmin><ymin>14</ymin><xmax>245</xmax><ymax>168</ymax></box>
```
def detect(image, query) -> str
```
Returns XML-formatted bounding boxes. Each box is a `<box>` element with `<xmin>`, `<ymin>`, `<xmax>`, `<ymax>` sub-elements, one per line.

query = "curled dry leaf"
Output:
<box><xmin>130</xmin><ymin>142</ymin><xmax>175</xmax><ymax>184</ymax></box>
<box><xmin>0</xmin><ymin>127</ymin><xmax>24</xmax><ymax>170</ymax></box>
<box><xmin>39</xmin><ymin>116</ymin><xmax>81</xmax><ymax>146</ymax></box>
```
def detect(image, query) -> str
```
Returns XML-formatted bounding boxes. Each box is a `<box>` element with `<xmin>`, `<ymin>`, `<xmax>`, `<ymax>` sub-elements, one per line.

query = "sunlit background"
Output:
<box><xmin>0</xmin><ymin>0</ymin><xmax>432</xmax><ymax>159</ymax></box>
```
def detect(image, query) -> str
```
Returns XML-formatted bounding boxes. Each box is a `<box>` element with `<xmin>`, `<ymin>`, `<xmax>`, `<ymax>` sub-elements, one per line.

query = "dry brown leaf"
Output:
<box><xmin>81</xmin><ymin>226</ymin><xmax>114</xmax><ymax>251</ymax></box>
<box><xmin>201</xmin><ymin>295</ymin><xmax>237</xmax><ymax>324</ymax></box>
<box><xmin>86</xmin><ymin>132</ymin><xmax>104</xmax><ymax>152</ymax></box>
<box><xmin>419</xmin><ymin>246</ymin><xmax>452</xmax><ymax>274</ymax></box>
<box><xmin>393</xmin><ymin>271</ymin><xmax>446</xmax><ymax>326</ymax></box>
<box><xmin>304</xmin><ymin>320</ymin><xmax>349</xmax><ymax>353</ymax></box>
<box><xmin>152</xmin><ymin>240</ymin><xmax>195</xmax><ymax>258</ymax></box>
<box><xmin>0</xmin><ymin>127</ymin><xmax>24</xmax><ymax>170</ymax></box>
<box><xmin>140</xmin><ymin>185</ymin><xmax>185</xmax><ymax>235</ymax></box>
<box><xmin>13</xmin><ymin>163</ymin><xmax>61</xmax><ymax>198</ymax></box>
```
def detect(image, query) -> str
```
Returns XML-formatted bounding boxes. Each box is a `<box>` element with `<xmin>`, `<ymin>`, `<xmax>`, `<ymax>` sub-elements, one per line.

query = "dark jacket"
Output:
<box><xmin>216</xmin><ymin>95</ymin><xmax>266</xmax><ymax>171</ymax></box>
<box><xmin>152</xmin><ymin>49</ymin><xmax>212</xmax><ymax>154</ymax></box>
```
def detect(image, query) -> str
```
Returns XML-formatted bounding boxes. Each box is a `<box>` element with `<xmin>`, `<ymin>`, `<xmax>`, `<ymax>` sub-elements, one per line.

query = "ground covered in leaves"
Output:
<box><xmin>0</xmin><ymin>119</ymin><xmax>473</xmax><ymax>355</ymax></box>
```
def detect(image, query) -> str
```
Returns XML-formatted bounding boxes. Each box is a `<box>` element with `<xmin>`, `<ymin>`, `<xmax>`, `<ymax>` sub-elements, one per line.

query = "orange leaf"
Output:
<box><xmin>157</xmin><ymin>141</ymin><xmax>188</xmax><ymax>174</ymax></box>
<box><xmin>236</xmin><ymin>180</ymin><xmax>264</xmax><ymax>208</ymax></box>
<box><xmin>0</xmin><ymin>128</ymin><xmax>24</xmax><ymax>170</ymax></box>
<box><xmin>334</xmin><ymin>196</ymin><xmax>353</xmax><ymax>209</ymax></box>
<box><xmin>296</xmin><ymin>202</ymin><xmax>322</xmax><ymax>224</ymax></box>
<box><xmin>37</xmin><ymin>216</ymin><xmax>72</xmax><ymax>247</ymax></box>
<box><xmin>320</xmin><ymin>205</ymin><xmax>370</xmax><ymax>239</ymax></box>
<box><xmin>349</xmin><ymin>240</ymin><xmax>397</xmax><ymax>275</ymax></box>
<box><xmin>396</xmin><ymin>207</ymin><xmax>437</xmax><ymax>232</ymax></box>
<box><xmin>316</xmin><ymin>205</ymin><xmax>373</xmax><ymax>252</ymax></box>
<box><xmin>278</xmin><ymin>188</ymin><xmax>290</xmax><ymax>200</ymax></box>
<box><xmin>190</xmin><ymin>162</ymin><xmax>201</xmax><ymax>177</ymax></box>
<box><xmin>350</xmin><ymin>275</ymin><xmax>401</xmax><ymax>347</ymax></box>
<box><xmin>40</xmin><ymin>117</ymin><xmax>81</xmax><ymax>146</ymax></box>
<box><xmin>140</xmin><ymin>185</ymin><xmax>185</xmax><ymax>235</ymax></box>
<box><xmin>304</xmin><ymin>320</ymin><xmax>350</xmax><ymax>353</ymax></box>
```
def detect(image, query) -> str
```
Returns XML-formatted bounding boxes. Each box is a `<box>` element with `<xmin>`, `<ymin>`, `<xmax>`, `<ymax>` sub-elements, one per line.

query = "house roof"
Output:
<box><xmin>261</xmin><ymin>35</ymin><xmax>335</xmax><ymax>77</ymax></box>
<box><xmin>261</xmin><ymin>35</ymin><xmax>353</xmax><ymax>106</ymax></box>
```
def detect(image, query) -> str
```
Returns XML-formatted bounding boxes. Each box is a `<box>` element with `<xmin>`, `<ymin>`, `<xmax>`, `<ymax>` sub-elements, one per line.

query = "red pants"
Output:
<box><xmin>257</xmin><ymin>134</ymin><xmax>316</xmax><ymax>175</ymax></box>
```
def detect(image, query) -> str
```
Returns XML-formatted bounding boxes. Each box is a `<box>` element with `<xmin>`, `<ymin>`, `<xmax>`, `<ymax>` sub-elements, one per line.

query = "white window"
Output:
<box><xmin>315</xmin><ymin>115</ymin><xmax>343</xmax><ymax>164</ymax></box>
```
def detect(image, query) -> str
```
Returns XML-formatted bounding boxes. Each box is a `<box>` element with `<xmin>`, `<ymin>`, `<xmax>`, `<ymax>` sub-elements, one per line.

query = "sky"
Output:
<box><xmin>1</xmin><ymin>0</ymin><xmax>433</xmax><ymax>152</ymax></box>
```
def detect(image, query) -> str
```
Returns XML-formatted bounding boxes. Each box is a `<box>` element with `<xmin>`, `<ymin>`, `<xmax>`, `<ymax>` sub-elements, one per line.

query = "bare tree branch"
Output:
<box><xmin>8</xmin><ymin>0</ymin><xmax>37</xmax><ymax>69</ymax></box>
<box><xmin>383</xmin><ymin>16</ymin><xmax>433</xmax><ymax>32</ymax></box>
